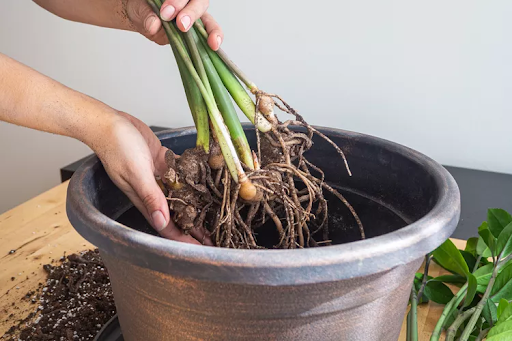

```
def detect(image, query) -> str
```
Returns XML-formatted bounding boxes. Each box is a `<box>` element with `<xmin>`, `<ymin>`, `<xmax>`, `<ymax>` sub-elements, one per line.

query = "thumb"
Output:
<box><xmin>132</xmin><ymin>176</ymin><xmax>170</xmax><ymax>233</ymax></box>
<box><xmin>127</xmin><ymin>0</ymin><xmax>162</xmax><ymax>35</ymax></box>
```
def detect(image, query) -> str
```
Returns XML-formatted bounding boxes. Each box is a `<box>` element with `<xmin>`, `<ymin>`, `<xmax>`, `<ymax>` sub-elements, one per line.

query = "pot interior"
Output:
<box><xmin>114</xmin><ymin>127</ymin><xmax>438</xmax><ymax>246</ymax></box>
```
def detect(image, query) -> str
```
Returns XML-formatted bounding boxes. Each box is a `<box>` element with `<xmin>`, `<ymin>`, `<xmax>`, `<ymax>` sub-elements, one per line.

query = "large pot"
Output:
<box><xmin>67</xmin><ymin>125</ymin><xmax>460</xmax><ymax>341</ymax></box>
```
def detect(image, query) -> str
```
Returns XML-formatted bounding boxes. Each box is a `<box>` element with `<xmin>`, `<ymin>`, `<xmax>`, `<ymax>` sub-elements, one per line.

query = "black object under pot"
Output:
<box><xmin>94</xmin><ymin>315</ymin><xmax>122</xmax><ymax>341</ymax></box>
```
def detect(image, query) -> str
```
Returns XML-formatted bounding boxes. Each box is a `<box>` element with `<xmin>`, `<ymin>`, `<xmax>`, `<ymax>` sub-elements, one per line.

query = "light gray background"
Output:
<box><xmin>1</xmin><ymin>1</ymin><xmax>511</xmax><ymax>213</ymax></box>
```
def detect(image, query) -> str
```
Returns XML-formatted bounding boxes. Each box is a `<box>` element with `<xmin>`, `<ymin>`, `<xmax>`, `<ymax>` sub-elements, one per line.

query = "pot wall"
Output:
<box><xmin>67</xmin><ymin>126</ymin><xmax>460</xmax><ymax>341</ymax></box>
<box><xmin>101</xmin><ymin>250</ymin><xmax>422</xmax><ymax>341</ymax></box>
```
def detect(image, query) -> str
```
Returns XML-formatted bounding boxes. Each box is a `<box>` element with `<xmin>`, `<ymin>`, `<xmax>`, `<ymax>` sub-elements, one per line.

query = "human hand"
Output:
<box><xmin>124</xmin><ymin>0</ymin><xmax>223</xmax><ymax>50</ymax></box>
<box><xmin>92</xmin><ymin>111</ymin><xmax>212</xmax><ymax>245</ymax></box>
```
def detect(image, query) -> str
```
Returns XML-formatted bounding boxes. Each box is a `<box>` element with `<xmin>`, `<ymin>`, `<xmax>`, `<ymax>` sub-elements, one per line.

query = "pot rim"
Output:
<box><xmin>67</xmin><ymin>125</ymin><xmax>460</xmax><ymax>285</ymax></box>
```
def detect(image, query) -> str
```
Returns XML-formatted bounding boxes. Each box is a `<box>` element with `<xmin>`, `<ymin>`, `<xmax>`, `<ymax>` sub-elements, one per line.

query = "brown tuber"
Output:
<box><xmin>239</xmin><ymin>179</ymin><xmax>261</xmax><ymax>202</ymax></box>
<box><xmin>208</xmin><ymin>143</ymin><xmax>224</xmax><ymax>170</ymax></box>
<box><xmin>257</xmin><ymin>95</ymin><xmax>277</xmax><ymax>125</ymax></box>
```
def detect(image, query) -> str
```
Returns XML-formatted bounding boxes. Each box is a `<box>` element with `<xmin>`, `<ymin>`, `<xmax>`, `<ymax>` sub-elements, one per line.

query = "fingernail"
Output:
<box><xmin>217</xmin><ymin>35</ymin><xmax>222</xmax><ymax>48</ymax></box>
<box><xmin>160</xmin><ymin>5</ymin><xmax>175</xmax><ymax>21</ymax></box>
<box><xmin>181</xmin><ymin>16</ymin><xmax>191</xmax><ymax>31</ymax></box>
<box><xmin>151</xmin><ymin>211</ymin><xmax>167</xmax><ymax>232</ymax></box>
<box><xmin>144</xmin><ymin>16</ymin><xmax>156</xmax><ymax>33</ymax></box>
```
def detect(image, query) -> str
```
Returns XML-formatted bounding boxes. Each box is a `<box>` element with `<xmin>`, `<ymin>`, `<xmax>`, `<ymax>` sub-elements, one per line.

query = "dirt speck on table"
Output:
<box><xmin>1</xmin><ymin>249</ymin><xmax>116</xmax><ymax>341</ymax></box>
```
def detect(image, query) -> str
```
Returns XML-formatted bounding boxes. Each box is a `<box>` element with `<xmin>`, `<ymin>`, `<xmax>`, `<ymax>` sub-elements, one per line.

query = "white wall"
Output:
<box><xmin>1</xmin><ymin>1</ymin><xmax>511</xmax><ymax>213</ymax></box>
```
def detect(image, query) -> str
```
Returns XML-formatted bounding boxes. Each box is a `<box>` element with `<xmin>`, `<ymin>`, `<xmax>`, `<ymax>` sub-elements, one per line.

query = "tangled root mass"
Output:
<box><xmin>161</xmin><ymin>94</ymin><xmax>365</xmax><ymax>249</ymax></box>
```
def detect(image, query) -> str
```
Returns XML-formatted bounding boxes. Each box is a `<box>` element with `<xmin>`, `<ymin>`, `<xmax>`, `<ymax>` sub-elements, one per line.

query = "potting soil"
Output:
<box><xmin>1</xmin><ymin>250</ymin><xmax>116</xmax><ymax>341</ymax></box>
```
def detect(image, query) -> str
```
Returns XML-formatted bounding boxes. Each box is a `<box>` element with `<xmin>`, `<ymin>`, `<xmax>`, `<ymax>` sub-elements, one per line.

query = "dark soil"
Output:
<box><xmin>1</xmin><ymin>250</ymin><xmax>115</xmax><ymax>341</ymax></box>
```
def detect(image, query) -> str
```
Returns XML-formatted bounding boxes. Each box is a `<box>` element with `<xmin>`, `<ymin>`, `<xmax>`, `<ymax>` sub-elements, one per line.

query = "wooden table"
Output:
<box><xmin>0</xmin><ymin>181</ymin><xmax>461</xmax><ymax>340</ymax></box>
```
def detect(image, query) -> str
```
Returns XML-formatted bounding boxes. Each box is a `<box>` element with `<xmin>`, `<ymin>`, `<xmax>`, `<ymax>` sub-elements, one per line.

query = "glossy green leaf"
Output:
<box><xmin>474</xmin><ymin>263</ymin><xmax>494</xmax><ymax>286</ymax></box>
<box><xmin>433</xmin><ymin>239</ymin><xmax>470</xmax><ymax>277</ymax></box>
<box><xmin>429</xmin><ymin>274</ymin><xmax>466</xmax><ymax>284</ymax></box>
<box><xmin>479</xmin><ymin>222</ymin><xmax>497</xmax><ymax>256</ymax></box>
<box><xmin>465</xmin><ymin>237</ymin><xmax>479</xmax><ymax>256</ymax></box>
<box><xmin>492</xmin><ymin>264</ymin><xmax>512</xmax><ymax>302</ymax></box>
<box><xmin>496</xmin><ymin>222</ymin><xmax>512</xmax><ymax>259</ymax></box>
<box><xmin>424</xmin><ymin>281</ymin><xmax>455</xmax><ymax>305</ymax></box>
<box><xmin>477</xmin><ymin>236</ymin><xmax>493</xmax><ymax>258</ymax></box>
<box><xmin>497</xmin><ymin>299</ymin><xmax>509</xmax><ymax>320</ymax></box>
<box><xmin>461</xmin><ymin>250</ymin><xmax>478</xmax><ymax>272</ymax></box>
<box><xmin>498</xmin><ymin>302</ymin><xmax>512</xmax><ymax>325</ymax></box>
<box><xmin>488</xmin><ymin>209</ymin><xmax>512</xmax><ymax>239</ymax></box>
<box><xmin>486</xmin><ymin>319</ymin><xmax>512</xmax><ymax>341</ymax></box>
<box><xmin>464</xmin><ymin>274</ymin><xmax>478</xmax><ymax>307</ymax></box>
<box><xmin>483</xmin><ymin>299</ymin><xmax>499</xmax><ymax>326</ymax></box>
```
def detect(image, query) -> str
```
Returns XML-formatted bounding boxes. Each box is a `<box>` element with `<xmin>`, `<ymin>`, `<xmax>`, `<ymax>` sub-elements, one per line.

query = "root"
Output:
<box><xmin>161</xmin><ymin>92</ymin><xmax>365</xmax><ymax>249</ymax></box>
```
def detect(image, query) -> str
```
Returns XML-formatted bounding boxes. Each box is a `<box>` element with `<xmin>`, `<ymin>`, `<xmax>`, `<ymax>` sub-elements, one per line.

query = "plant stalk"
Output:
<box><xmin>170</xmin><ymin>36</ymin><xmax>209</xmax><ymax>152</ymax></box>
<box><xmin>191</xmin><ymin>27</ymin><xmax>272</xmax><ymax>132</ymax></box>
<box><xmin>475</xmin><ymin>327</ymin><xmax>490</xmax><ymax>341</ymax></box>
<box><xmin>473</xmin><ymin>255</ymin><xmax>483</xmax><ymax>273</ymax></box>
<box><xmin>459</xmin><ymin>265</ymin><xmax>499</xmax><ymax>340</ymax></box>
<box><xmin>430</xmin><ymin>283</ymin><xmax>468</xmax><ymax>341</ymax></box>
<box><xmin>193</xmin><ymin>22</ymin><xmax>258</xmax><ymax>92</ymax></box>
<box><xmin>445</xmin><ymin>307</ymin><xmax>476</xmax><ymax>341</ymax></box>
<box><xmin>147</xmin><ymin>0</ymin><xmax>244</xmax><ymax>182</ymax></box>
<box><xmin>407</xmin><ymin>286</ymin><xmax>418</xmax><ymax>341</ymax></box>
<box><xmin>417</xmin><ymin>254</ymin><xmax>432</xmax><ymax>303</ymax></box>
<box><xmin>183</xmin><ymin>30</ymin><xmax>213</xmax><ymax>99</ymax></box>
<box><xmin>192</xmin><ymin>29</ymin><xmax>254</xmax><ymax>169</ymax></box>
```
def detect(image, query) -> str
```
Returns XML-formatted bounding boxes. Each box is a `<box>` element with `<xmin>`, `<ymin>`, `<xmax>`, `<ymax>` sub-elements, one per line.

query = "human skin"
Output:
<box><xmin>1</xmin><ymin>0</ymin><xmax>220</xmax><ymax>244</ymax></box>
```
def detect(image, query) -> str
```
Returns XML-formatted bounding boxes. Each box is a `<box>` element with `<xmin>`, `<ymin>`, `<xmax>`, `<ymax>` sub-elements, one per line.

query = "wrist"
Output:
<box><xmin>71</xmin><ymin>99</ymin><xmax>125</xmax><ymax>153</ymax></box>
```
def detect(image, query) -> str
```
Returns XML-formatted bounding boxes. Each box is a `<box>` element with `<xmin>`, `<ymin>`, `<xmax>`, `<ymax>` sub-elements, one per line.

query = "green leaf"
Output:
<box><xmin>483</xmin><ymin>299</ymin><xmax>499</xmax><ymax>326</ymax></box>
<box><xmin>496</xmin><ymin>222</ymin><xmax>512</xmax><ymax>259</ymax></box>
<box><xmin>465</xmin><ymin>237</ymin><xmax>479</xmax><ymax>256</ymax></box>
<box><xmin>498</xmin><ymin>302</ymin><xmax>512</xmax><ymax>325</ymax></box>
<box><xmin>429</xmin><ymin>274</ymin><xmax>466</xmax><ymax>284</ymax></box>
<box><xmin>461</xmin><ymin>250</ymin><xmax>478</xmax><ymax>273</ymax></box>
<box><xmin>424</xmin><ymin>281</ymin><xmax>455</xmax><ymax>305</ymax></box>
<box><xmin>492</xmin><ymin>264</ymin><xmax>512</xmax><ymax>302</ymax></box>
<box><xmin>433</xmin><ymin>239</ymin><xmax>470</xmax><ymax>277</ymax></box>
<box><xmin>474</xmin><ymin>263</ymin><xmax>494</xmax><ymax>286</ymax></box>
<box><xmin>464</xmin><ymin>274</ymin><xmax>478</xmax><ymax>307</ymax></box>
<box><xmin>479</xmin><ymin>222</ymin><xmax>497</xmax><ymax>256</ymax></box>
<box><xmin>497</xmin><ymin>299</ymin><xmax>509</xmax><ymax>320</ymax></box>
<box><xmin>487</xmin><ymin>319</ymin><xmax>512</xmax><ymax>340</ymax></box>
<box><xmin>488</xmin><ymin>209</ymin><xmax>512</xmax><ymax>239</ymax></box>
<box><xmin>477</xmin><ymin>236</ymin><xmax>493</xmax><ymax>258</ymax></box>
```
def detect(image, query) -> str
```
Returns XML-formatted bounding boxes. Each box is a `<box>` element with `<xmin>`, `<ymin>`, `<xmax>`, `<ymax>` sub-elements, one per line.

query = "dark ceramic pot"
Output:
<box><xmin>67</xmin><ymin>126</ymin><xmax>460</xmax><ymax>341</ymax></box>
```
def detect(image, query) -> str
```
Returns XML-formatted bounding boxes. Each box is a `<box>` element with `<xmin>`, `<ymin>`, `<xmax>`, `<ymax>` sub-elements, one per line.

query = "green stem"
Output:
<box><xmin>407</xmin><ymin>286</ymin><xmax>418</xmax><ymax>341</ymax></box>
<box><xmin>183</xmin><ymin>30</ymin><xmax>213</xmax><ymax>99</ymax></box>
<box><xmin>152</xmin><ymin>0</ymin><xmax>208</xmax><ymax>151</ymax></box>
<box><xmin>193</xmin><ymin>22</ymin><xmax>258</xmax><ymax>92</ymax></box>
<box><xmin>459</xmin><ymin>266</ymin><xmax>499</xmax><ymax>340</ymax></box>
<box><xmin>191</xmin><ymin>27</ymin><xmax>272</xmax><ymax>133</ymax></box>
<box><xmin>147</xmin><ymin>0</ymin><xmax>243</xmax><ymax>182</ymax></box>
<box><xmin>445</xmin><ymin>307</ymin><xmax>476</xmax><ymax>341</ymax></box>
<box><xmin>473</xmin><ymin>255</ymin><xmax>483</xmax><ymax>273</ymax></box>
<box><xmin>475</xmin><ymin>327</ymin><xmax>490</xmax><ymax>341</ymax></box>
<box><xmin>191</xmin><ymin>29</ymin><xmax>254</xmax><ymax>169</ymax></box>
<box><xmin>417</xmin><ymin>254</ymin><xmax>432</xmax><ymax>303</ymax></box>
<box><xmin>173</xmin><ymin>45</ymin><xmax>210</xmax><ymax>152</ymax></box>
<box><xmin>430</xmin><ymin>283</ymin><xmax>468</xmax><ymax>341</ymax></box>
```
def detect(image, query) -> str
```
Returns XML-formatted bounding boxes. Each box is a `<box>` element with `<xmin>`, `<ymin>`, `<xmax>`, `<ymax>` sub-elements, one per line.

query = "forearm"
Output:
<box><xmin>0</xmin><ymin>53</ymin><xmax>120</xmax><ymax>150</ymax></box>
<box><xmin>32</xmin><ymin>0</ymin><xmax>134</xmax><ymax>31</ymax></box>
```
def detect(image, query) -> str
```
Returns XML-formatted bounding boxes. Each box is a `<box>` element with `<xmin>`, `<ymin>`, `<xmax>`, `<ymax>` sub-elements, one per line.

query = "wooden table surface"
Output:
<box><xmin>0</xmin><ymin>181</ymin><xmax>463</xmax><ymax>340</ymax></box>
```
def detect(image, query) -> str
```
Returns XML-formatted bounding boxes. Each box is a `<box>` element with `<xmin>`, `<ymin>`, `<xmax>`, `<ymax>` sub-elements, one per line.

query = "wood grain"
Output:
<box><xmin>0</xmin><ymin>181</ymin><xmax>93</xmax><ymax>335</ymax></box>
<box><xmin>0</xmin><ymin>181</ymin><xmax>465</xmax><ymax>340</ymax></box>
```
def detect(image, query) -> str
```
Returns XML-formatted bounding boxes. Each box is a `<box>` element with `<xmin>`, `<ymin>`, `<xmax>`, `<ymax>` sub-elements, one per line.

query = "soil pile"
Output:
<box><xmin>1</xmin><ymin>250</ymin><xmax>115</xmax><ymax>341</ymax></box>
